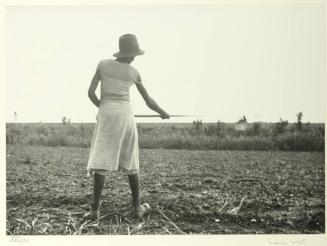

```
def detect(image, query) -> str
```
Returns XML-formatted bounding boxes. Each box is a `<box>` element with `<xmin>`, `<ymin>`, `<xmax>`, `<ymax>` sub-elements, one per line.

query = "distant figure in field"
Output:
<box><xmin>84</xmin><ymin>34</ymin><xmax>169</xmax><ymax>221</ymax></box>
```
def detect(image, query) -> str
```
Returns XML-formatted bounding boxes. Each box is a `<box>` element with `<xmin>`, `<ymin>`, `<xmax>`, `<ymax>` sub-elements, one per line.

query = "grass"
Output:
<box><xmin>6</xmin><ymin>122</ymin><xmax>325</xmax><ymax>151</ymax></box>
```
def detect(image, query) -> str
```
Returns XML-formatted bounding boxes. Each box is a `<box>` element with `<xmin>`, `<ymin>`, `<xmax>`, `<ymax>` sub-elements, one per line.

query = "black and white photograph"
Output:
<box><xmin>2</xmin><ymin>0</ymin><xmax>326</xmax><ymax>242</ymax></box>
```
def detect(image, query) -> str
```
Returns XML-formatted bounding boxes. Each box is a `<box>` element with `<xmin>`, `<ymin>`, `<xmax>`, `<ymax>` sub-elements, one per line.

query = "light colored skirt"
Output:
<box><xmin>86</xmin><ymin>100</ymin><xmax>139</xmax><ymax>177</ymax></box>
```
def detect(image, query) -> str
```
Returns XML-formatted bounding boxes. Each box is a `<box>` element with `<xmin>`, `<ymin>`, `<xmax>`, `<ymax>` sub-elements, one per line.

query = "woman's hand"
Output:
<box><xmin>160</xmin><ymin>112</ymin><xmax>170</xmax><ymax>119</ymax></box>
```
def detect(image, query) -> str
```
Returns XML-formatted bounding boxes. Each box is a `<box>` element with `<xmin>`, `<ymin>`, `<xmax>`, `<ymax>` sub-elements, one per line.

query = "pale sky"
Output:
<box><xmin>5</xmin><ymin>4</ymin><xmax>326</xmax><ymax>123</ymax></box>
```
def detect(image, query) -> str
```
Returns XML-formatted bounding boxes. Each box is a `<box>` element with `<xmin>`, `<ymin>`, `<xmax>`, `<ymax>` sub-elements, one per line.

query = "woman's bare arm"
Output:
<box><xmin>88</xmin><ymin>66</ymin><xmax>101</xmax><ymax>108</ymax></box>
<box><xmin>135</xmin><ymin>81</ymin><xmax>169</xmax><ymax>119</ymax></box>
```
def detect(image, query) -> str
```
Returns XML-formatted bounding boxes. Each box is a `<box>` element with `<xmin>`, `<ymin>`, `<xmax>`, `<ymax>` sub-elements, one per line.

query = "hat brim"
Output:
<box><xmin>113</xmin><ymin>49</ymin><xmax>145</xmax><ymax>58</ymax></box>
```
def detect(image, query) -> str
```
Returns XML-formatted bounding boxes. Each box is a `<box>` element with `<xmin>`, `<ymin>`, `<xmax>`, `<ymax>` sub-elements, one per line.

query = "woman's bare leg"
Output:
<box><xmin>93</xmin><ymin>172</ymin><xmax>105</xmax><ymax>210</ymax></box>
<box><xmin>128</xmin><ymin>173</ymin><xmax>140</xmax><ymax>209</ymax></box>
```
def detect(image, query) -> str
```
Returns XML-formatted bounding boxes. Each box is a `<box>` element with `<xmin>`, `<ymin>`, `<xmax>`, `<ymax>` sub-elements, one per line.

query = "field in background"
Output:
<box><xmin>6</xmin><ymin>121</ymin><xmax>325</xmax><ymax>151</ymax></box>
<box><xmin>6</xmin><ymin>145</ymin><xmax>325</xmax><ymax>235</ymax></box>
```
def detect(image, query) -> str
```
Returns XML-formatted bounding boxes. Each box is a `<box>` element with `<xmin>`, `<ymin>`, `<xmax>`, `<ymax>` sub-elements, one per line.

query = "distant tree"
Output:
<box><xmin>193</xmin><ymin>119</ymin><xmax>203</xmax><ymax>132</ymax></box>
<box><xmin>62</xmin><ymin>116</ymin><xmax>67</xmax><ymax>124</ymax></box>
<box><xmin>296</xmin><ymin>112</ymin><xmax>303</xmax><ymax>131</ymax></box>
<box><xmin>13</xmin><ymin>111</ymin><xmax>17</xmax><ymax>121</ymax></box>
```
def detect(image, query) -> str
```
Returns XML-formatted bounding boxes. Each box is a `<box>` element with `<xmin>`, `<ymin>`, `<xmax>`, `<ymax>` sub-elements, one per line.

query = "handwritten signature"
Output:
<box><xmin>268</xmin><ymin>238</ymin><xmax>306</xmax><ymax>246</ymax></box>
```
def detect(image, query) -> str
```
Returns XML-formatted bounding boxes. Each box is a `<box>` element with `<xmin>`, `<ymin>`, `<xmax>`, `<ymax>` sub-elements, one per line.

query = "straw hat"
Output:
<box><xmin>113</xmin><ymin>34</ymin><xmax>145</xmax><ymax>58</ymax></box>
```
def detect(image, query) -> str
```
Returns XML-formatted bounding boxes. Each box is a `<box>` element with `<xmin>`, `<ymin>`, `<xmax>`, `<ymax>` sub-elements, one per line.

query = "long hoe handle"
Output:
<box><xmin>134</xmin><ymin>115</ymin><xmax>198</xmax><ymax>118</ymax></box>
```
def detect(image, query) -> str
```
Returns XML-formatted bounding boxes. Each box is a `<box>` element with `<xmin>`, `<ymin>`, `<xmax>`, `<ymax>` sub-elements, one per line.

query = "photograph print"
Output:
<box><xmin>5</xmin><ymin>4</ymin><xmax>325</xmax><ymax>235</ymax></box>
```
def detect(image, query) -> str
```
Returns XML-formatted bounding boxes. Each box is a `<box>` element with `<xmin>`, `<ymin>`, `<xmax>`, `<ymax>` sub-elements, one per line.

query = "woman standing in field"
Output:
<box><xmin>84</xmin><ymin>34</ymin><xmax>169</xmax><ymax>221</ymax></box>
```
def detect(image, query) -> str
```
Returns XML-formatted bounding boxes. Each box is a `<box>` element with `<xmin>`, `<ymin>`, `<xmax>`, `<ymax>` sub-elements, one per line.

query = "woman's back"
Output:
<box><xmin>98</xmin><ymin>59</ymin><xmax>140</xmax><ymax>102</ymax></box>
<box><xmin>86</xmin><ymin>34</ymin><xmax>169</xmax><ymax>221</ymax></box>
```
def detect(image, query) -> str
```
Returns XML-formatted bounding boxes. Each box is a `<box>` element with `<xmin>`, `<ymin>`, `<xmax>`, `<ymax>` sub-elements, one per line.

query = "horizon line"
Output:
<box><xmin>5</xmin><ymin>121</ymin><xmax>326</xmax><ymax>124</ymax></box>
